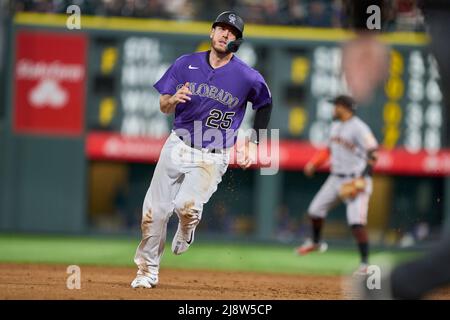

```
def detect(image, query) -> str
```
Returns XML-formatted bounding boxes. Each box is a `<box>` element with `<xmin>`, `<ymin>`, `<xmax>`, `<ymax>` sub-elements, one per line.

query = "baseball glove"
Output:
<box><xmin>339</xmin><ymin>177</ymin><xmax>366</xmax><ymax>200</ymax></box>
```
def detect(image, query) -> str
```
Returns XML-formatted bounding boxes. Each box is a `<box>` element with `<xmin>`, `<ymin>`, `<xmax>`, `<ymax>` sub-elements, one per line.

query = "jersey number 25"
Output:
<box><xmin>205</xmin><ymin>109</ymin><xmax>235</xmax><ymax>129</ymax></box>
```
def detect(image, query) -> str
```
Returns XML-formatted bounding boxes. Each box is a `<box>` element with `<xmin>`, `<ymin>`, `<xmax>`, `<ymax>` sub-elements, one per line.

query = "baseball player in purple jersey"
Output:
<box><xmin>131</xmin><ymin>11</ymin><xmax>272</xmax><ymax>288</ymax></box>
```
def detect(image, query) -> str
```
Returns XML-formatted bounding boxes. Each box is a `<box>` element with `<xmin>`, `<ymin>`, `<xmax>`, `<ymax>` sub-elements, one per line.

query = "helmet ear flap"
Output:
<box><xmin>226</xmin><ymin>38</ymin><xmax>243</xmax><ymax>53</ymax></box>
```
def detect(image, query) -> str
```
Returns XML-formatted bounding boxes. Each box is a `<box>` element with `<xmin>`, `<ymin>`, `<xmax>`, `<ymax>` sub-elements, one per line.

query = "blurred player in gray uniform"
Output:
<box><xmin>342</xmin><ymin>0</ymin><xmax>450</xmax><ymax>299</ymax></box>
<box><xmin>130</xmin><ymin>11</ymin><xmax>273</xmax><ymax>289</ymax></box>
<box><xmin>297</xmin><ymin>95</ymin><xmax>378</xmax><ymax>275</ymax></box>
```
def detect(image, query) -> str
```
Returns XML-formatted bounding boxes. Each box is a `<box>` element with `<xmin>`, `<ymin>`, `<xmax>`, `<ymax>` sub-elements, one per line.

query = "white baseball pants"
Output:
<box><xmin>308</xmin><ymin>175</ymin><xmax>373</xmax><ymax>225</ymax></box>
<box><xmin>133</xmin><ymin>132</ymin><xmax>229</xmax><ymax>277</ymax></box>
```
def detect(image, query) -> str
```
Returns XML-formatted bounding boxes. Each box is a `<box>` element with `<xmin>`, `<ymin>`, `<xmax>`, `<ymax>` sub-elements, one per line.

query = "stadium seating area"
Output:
<box><xmin>10</xmin><ymin>0</ymin><xmax>424</xmax><ymax>31</ymax></box>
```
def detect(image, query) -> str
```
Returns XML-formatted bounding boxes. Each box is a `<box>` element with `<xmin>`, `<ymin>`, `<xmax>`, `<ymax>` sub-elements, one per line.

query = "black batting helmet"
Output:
<box><xmin>329</xmin><ymin>95</ymin><xmax>357</xmax><ymax>112</ymax></box>
<box><xmin>212</xmin><ymin>11</ymin><xmax>244</xmax><ymax>53</ymax></box>
<box><xmin>212</xmin><ymin>11</ymin><xmax>244</xmax><ymax>38</ymax></box>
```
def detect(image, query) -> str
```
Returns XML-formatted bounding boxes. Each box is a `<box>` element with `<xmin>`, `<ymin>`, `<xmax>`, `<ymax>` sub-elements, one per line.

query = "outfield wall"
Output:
<box><xmin>0</xmin><ymin>13</ymin><xmax>449</xmax><ymax>243</ymax></box>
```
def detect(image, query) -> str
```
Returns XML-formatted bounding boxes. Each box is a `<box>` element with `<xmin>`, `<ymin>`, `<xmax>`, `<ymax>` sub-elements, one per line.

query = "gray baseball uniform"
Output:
<box><xmin>308</xmin><ymin>116</ymin><xmax>378</xmax><ymax>225</ymax></box>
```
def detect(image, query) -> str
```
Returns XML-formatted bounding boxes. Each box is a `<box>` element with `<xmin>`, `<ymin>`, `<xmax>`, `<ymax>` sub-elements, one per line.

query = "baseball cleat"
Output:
<box><xmin>131</xmin><ymin>274</ymin><xmax>158</xmax><ymax>289</ymax></box>
<box><xmin>352</xmin><ymin>263</ymin><xmax>369</xmax><ymax>276</ymax></box>
<box><xmin>296</xmin><ymin>239</ymin><xmax>328</xmax><ymax>255</ymax></box>
<box><xmin>172</xmin><ymin>223</ymin><xmax>195</xmax><ymax>255</ymax></box>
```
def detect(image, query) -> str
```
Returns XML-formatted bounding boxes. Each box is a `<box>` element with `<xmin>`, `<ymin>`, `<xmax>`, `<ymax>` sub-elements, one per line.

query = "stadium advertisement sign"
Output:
<box><xmin>13</xmin><ymin>31</ymin><xmax>87</xmax><ymax>135</ymax></box>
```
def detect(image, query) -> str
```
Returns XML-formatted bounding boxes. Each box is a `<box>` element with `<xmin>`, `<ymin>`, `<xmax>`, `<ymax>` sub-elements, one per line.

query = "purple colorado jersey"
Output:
<box><xmin>154</xmin><ymin>51</ymin><xmax>272</xmax><ymax>149</ymax></box>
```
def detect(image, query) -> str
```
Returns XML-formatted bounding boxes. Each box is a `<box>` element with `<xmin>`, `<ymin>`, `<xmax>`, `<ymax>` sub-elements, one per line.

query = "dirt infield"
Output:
<box><xmin>0</xmin><ymin>263</ymin><xmax>449</xmax><ymax>300</ymax></box>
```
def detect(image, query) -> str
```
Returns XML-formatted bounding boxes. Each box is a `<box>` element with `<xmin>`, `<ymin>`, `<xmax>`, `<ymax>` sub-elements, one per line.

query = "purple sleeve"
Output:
<box><xmin>248</xmin><ymin>72</ymin><xmax>272</xmax><ymax>110</ymax></box>
<box><xmin>153</xmin><ymin>61</ymin><xmax>180</xmax><ymax>96</ymax></box>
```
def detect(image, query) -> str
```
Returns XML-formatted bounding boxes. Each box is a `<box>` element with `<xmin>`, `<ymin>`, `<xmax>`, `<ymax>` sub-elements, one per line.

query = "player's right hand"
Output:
<box><xmin>236</xmin><ymin>137</ymin><xmax>257</xmax><ymax>170</ymax></box>
<box><xmin>304</xmin><ymin>162</ymin><xmax>316</xmax><ymax>177</ymax></box>
<box><xmin>169</xmin><ymin>82</ymin><xmax>192</xmax><ymax>105</ymax></box>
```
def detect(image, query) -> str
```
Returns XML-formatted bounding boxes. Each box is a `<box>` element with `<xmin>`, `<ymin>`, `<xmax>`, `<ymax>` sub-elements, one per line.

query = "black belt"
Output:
<box><xmin>332</xmin><ymin>173</ymin><xmax>358</xmax><ymax>178</ymax></box>
<box><xmin>177</xmin><ymin>135</ymin><xmax>224</xmax><ymax>154</ymax></box>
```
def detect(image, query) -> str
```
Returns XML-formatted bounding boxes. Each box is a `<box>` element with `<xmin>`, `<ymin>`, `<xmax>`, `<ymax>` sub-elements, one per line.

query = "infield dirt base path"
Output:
<box><xmin>0</xmin><ymin>263</ymin><xmax>449</xmax><ymax>300</ymax></box>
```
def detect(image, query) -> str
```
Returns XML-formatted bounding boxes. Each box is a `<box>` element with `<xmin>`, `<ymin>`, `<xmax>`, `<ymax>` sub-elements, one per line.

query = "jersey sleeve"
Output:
<box><xmin>326</xmin><ymin>122</ymin><xmax>337</xmax><ymax>148</ymax></box>
<box><xmin>153</xmin><ymin>59</ymin><xmax>182</xmax><ymax>96</ymax></box>
<box><xmin>356</xmin><ymin>121</ymin><xmax>378</xmax><ymax>150</ymax></box>
<box><xmin>248</xmin><ymin>71</ymin><xmax>272</xmax><ymax>110</ymax></box>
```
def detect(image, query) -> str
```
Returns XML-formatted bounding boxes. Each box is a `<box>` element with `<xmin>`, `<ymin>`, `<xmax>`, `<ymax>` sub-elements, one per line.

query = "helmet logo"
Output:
<box><xmin>229</xmin><ymin>14</ymin><xmax>236</xmax><ymax>24</ymax></box>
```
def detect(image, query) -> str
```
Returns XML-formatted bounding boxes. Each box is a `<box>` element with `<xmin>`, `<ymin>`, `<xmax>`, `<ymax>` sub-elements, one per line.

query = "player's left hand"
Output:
<box><xmin>339</xmin><ymin>177</ymin><xmax>367</xmax><ymax>200</ymax></box>
<box><xmin>236</xmin><ymin>138</ymin><xmax>257</xmax><ymax>170</ymax></box>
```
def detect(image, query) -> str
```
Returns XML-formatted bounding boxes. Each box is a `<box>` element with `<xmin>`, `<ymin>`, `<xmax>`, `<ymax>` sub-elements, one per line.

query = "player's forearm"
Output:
<box><xmin>362</xmin><ymin>149</ymin><xmax>378</xmax><ymax>176</ymax></box>
<box><xmin>159</xmin><ymin>94</ymin><xmax>177</xmax><ymax>114</ymax></box>
<box><xmin>367</xmin><ymin>148</ymin><xmax>378</xmax><ymax>165</ymax></box>
<box><xmin>250</xmin><ymin>103</ymin><xmax>272</xmax><ymax>144</ymax></box>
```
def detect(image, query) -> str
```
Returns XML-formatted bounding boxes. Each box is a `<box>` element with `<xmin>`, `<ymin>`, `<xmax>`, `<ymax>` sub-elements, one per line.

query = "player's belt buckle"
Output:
<box><xmin>176</xmin><ymin>134</ymin><xmax>224</xmax><ymax>154</ymax></box>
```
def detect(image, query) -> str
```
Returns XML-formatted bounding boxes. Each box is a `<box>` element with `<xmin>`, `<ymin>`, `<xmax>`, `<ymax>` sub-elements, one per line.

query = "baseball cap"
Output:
<box><xmin>328</xmin><ymin>95</ymin><xmax>357</xmax><ymax>111</ymax></box>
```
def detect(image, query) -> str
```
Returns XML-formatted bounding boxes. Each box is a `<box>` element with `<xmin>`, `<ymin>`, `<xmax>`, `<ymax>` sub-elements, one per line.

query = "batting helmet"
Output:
<box><xmin>329</xmin><ymin>95</ymin><xmax>357</xmax><ymax>112</ymax></box>
<box><xmin>212</xmin><ymin>11</ymin><xmax>244</xmax><ymax>53</ymax></box>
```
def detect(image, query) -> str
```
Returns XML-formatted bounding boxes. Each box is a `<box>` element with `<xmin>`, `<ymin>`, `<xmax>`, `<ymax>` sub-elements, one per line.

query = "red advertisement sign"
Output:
<box><xmin>86</xmin><ymin>132</ymin><xmax>450</xmax><ymax>176</ymax></box>
<box><xmin>13</xmin><ymin>31</ymin><xmax>87</xmax><ymax>135</ymax></box>
<box><xmin>86</xmin><ymin>132</ymin><xmax>166</xmax><ymax>163</ymax></box>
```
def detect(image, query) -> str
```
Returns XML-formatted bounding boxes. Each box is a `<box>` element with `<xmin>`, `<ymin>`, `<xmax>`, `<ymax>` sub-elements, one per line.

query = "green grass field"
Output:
<box><xmin>0</xmin><ymin>234</ymin><xmax>420</xmax><ymax>275</ymax></box>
